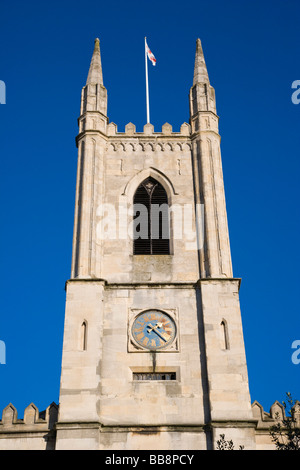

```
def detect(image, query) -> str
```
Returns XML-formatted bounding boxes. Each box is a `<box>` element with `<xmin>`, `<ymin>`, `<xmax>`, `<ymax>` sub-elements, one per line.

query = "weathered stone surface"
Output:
<box><xmin>0</xmin><ymin>38</ymin><xmax>275</xmax><ymax>450</ymax></box>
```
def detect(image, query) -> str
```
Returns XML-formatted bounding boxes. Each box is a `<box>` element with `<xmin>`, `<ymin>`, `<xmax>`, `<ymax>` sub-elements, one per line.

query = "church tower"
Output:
<box><xmin>55</xmin><ymin>38</ymin><xmax>256</xmax><ymax>450</ymax></box>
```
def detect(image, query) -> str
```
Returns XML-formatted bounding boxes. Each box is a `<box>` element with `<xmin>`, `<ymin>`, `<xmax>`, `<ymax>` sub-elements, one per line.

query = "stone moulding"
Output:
<box><xmin>103</xmin><ymin>121</ymin><xmax>192</xmax><ymax>153</ymax></box>
<box><xmin>122</xmin><ymin>167</ymin><xmax>178</xmax><ymax>198</ymax></box>
<box><xmin>55</xmin><ymin>421</ymin><xmax>207</xmax><ymax>433</ymax></box>
<box><xmin>65</xmin><ymin>277</ymin><xmax>242</xmax><ymax>288</ymax></box>
<box><xmin>2</xmin><ymin>400</ymin><xmax>296</xmax><ymax>433</ymax></box>
<box><xmin>106</xmin><ymin>139</ymin><xmax>192</xmax><ymax>153</ymax></box>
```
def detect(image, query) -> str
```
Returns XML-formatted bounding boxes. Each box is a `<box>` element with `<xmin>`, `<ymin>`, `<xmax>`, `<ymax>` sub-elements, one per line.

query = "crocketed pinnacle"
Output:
<box><xmin>193</xmin><ymin>38</ymin><xmax>209</xmax><ymax>85</ymax></box>
<box><xmin>86</xmin><ymin>38</ymin><xmax>104</xmax><ymax>85</ymax></box>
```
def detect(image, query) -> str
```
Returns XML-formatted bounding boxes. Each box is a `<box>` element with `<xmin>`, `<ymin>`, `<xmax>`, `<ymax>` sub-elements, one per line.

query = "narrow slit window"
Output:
<box><xmin>133</xmin><ymin>177</ymin><xmax>170</xmax><ymax>255</ymax></box>
<box><xmin>80</xmin><ymin>321</ymin><xmax>87</xmax><ymax>351</ymax></box>
<box><xmin>220</xmin><ymin>320</ymin><xmax>229</xmax><ymax>350</ymax></box>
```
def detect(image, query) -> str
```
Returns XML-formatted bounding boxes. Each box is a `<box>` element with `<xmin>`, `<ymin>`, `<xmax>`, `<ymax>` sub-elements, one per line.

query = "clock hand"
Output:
<box><xmin>147</xmin><ymin>323</ymin><xmax>170</xmax><ymax>342</ymax></box>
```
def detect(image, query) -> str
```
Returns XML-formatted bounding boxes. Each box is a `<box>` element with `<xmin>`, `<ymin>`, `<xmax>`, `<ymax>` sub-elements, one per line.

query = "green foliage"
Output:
<box><xmin>216</xmin><ymin>434</ymin><xmax>244</xmax><ymax>450</ymax></box>
<box><xmin>269</xmin><ymin>393</ymin><xmax>300</xmax><ymax>450</ymax></box>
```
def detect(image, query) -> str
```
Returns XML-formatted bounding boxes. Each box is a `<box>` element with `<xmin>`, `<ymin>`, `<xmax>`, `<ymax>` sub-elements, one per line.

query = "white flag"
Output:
<box><xmin>145</xmin><ymin>40</ymin><xmax>156</xmax><ymax>66</ymax></box>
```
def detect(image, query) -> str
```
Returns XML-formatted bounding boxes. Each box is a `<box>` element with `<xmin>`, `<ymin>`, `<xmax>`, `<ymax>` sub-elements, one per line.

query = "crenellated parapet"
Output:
<box><xmin>0</xmin><ymin>402</ymin><xmax>58</xmax><ymax>450</ymax></box>
<box><xmin>252</xmin><ymin>399</ymin><xmax>300</xmax><ymax>426</ymax></box>
<box><xmin>252</xmin><ymin>401</ymin><xmax>300</xmax><ymax>450</ymax></box>
<box><xmin>252</xmin><ymin>399</ymin><xmax>300</xmax><ymax>449</ymax></box>
<box><xmin>0</xmin><ymin>401</ymin><xmax>58</xmax><ymax>429</ymax></box>
<box><xmin>107</xmin><ymin>122</ymin><xmax>191</xmax><ymax>136</ymax></box>
<box><xmin>105</xmin><ymin>122</ymin><xmax>192</xmax><ymax>154</ymax></box>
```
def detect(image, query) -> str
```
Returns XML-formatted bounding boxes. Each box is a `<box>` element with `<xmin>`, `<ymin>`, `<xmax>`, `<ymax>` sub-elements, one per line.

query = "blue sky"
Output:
<box><xmin>0</xmin><ymin>0</ymin><xmax>299</xmax><ymax>417</ymax></box>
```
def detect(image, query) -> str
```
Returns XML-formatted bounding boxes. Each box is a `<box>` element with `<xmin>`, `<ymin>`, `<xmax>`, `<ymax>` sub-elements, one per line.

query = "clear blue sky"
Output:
<box><xmin>0</xmin><ymin>0</ymin><xmax>299</xmax><ymax>417</ymax></box>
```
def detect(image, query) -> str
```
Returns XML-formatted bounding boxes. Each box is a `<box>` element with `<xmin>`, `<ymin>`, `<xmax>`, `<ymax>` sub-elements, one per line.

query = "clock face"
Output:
<box><xmin>131</xmin><ymin>310</ymin><xmax>176</xmax><ymax>350</ymax></box>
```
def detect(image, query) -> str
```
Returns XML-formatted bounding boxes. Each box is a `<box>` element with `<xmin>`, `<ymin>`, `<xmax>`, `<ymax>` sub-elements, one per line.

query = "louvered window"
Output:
<box><xmin>133</xmin><ymin>177</ymin><xmax>170</xmax><ymax>255</ymax></box>
<box><xmin>133</xmin><ymin>372</ymin><xmax>176</xmax><ymax>381</ymax></box>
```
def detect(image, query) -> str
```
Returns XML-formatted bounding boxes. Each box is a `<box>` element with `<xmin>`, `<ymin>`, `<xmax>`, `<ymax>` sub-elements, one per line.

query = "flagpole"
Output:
<box><xmin>145</xmin><ymin>37</ymin><xmax>150</xmax><ymax>124</ymax></box>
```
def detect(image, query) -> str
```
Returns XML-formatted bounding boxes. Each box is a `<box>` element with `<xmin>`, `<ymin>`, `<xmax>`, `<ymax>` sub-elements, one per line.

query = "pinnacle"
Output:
<box><xmin>94</xmin><ymin>38</ymin><xmax>100</xmax><ymax>50</ymax></box>
<box><xmin>86</xmin><ymin>37</ymin><xmax>103</xmax><ymax>85</ymax></box>
<box><xmin>193</xmin><ymin>38</ymin><xmax>209</xmax><ymax>85</ymax></box>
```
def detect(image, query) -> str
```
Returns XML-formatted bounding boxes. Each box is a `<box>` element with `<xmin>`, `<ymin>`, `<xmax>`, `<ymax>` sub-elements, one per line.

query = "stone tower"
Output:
<box><xmin>55</xmin><ymin>38</ymin><xmax>256</xmax><ymax>450</ymax></box>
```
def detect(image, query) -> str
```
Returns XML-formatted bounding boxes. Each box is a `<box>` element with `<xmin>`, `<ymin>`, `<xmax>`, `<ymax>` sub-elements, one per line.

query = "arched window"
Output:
<box><xmin>133</xmin><ymin>177</ymin><xmax>170</xmax><ymax>255</ymax></box>
<box><xmin>80</xmin><ymin>321</ymin><xmax>87</xmax><ymax>351</ymax></box>
<box><xmin>220</xmin><ymin>320</ymin><xmax>229</xmax><ymax>350</ymax></box>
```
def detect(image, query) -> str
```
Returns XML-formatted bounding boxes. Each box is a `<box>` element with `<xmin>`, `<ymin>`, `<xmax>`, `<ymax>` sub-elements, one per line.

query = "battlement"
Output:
<box><xmin>104</xmin><ymin>122</ymin><xmax>193</xmax><ymax>155</ymax></box>
<box><xmin>107</xmin><ymin>122</ymin><xmax>191</xmax><ymax>137</ymax></box>
<box><xmin>76</xmin><ymin>120</ymin><xmax>195</xmax><ymax>151</ymax></box>
<box><xmin>1</xmin><ymin>399</ymin><xmax>298</xmax><ymax>449</ymax></box>
<box><xmin>252</xmin><ymin>399</ymin><xmax>300</xmax><ymax>430</ymax></box>
<box><xmin>0</xmin><ymin>402</ymin><xmax>58</xmax><ymax>431</ymax></box>
<box><xmin>0</xmin><ymin>402</ymin><xmax>58</xmax><ymax>450</ymax></box>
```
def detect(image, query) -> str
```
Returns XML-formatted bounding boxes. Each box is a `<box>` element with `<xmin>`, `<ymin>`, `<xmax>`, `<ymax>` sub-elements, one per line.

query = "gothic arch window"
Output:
<box><xmin>133</xmin><ymin>177</ymin><xmax>170</xmax><ymax>255</ymax></box>
<box><xmin>80</xmin><ymin>321</ymin><xmax>88</xmax><ymax>351</ymax></box>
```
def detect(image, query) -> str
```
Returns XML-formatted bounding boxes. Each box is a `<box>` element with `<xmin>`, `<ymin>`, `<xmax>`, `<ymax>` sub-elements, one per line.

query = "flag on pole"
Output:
<box><xmin>144</xmin><ymin>37</ymin><xmax>155</xmax><ymax>123</ymax></box>
<box><xmin>145</xmin><ymin>39</ymin><xmax>156</xmax><ymax>66</ymax></box>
